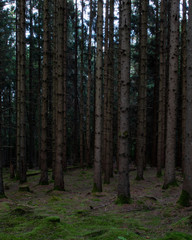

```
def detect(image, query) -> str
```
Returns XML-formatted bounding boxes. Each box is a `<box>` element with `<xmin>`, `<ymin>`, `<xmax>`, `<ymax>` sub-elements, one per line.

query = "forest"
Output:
<box><xmin>0</xmin><ymin>0</ymin><xmax>192</xmax><ymax>239</ymax></box>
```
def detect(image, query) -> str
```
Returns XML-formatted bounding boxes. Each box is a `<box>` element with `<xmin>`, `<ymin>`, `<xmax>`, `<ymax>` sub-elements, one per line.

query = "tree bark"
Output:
<box><xmin>136</xmin><ymin>0</ymin><xmax>148</xmax><ymax>180</ymax></box>
<box><xmin>39</xmin><ymin>0</ymin><xmax>49</xmax><ymax>185</ymax></box>
<box><xmin>93</xmin><ymin>0</ymin><xmax>103</xmax><ymax>192</ymax></box>
<box><xmin>163</xmin><ymin>0</ymin><xmax>179</xmax><ymax>189</ymax></box>
<box><xmin>117</xmin><ymin>0</ymin><xmax>131</xmax><ymax>203</ymax></box>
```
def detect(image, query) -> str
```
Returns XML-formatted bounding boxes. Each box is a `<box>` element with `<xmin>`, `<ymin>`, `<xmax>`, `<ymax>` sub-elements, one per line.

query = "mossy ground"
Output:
<box><xmin>0</xmin><ymin>167</ymin><xmax>192</xmax><ymax>240</ymax></box>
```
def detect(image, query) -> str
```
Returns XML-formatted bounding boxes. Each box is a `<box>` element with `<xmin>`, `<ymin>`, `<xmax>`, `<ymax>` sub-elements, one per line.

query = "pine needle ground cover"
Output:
<box><xmin>0</xmin><ymin>168</ymin><xmax>192</xmax><ymax>240</ymax></box>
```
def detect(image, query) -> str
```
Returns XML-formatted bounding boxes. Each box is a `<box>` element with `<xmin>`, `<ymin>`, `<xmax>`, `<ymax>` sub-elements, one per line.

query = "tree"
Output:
<box><xmin>86</xmin><ymin>0</ymin><xmax>93</xmax><ymax>167</ymax></box>
<box><xmin>179</xmin><ymin>0</ymin><xmax>192</xmax><ymax>206</ymax></box>
<box><xmin>181</xmin><ymin>0</ymin><xmax>187</xmax><ymax>170</ymax></box>
<box><xmin>136</xmin><ymin>0</ymin><xmax>148</xmax><ymax>180</ymax></box>
<box><xmin>157</xmin><ymin>0</ymin><xmax>166</xmax><ymax>177</ymax></box>
<box><xmin>39</xmin><ymin>0</ymin><xmax>49</xmax><ymax>185</ymax></box>
<box><xmin>163</xmin><ymin>0</ymin><xmax>179</xmax><ymax>189</ymax></box>
<box><xmin>17</xmin><ymin>0</ymin><xmax>27</xmax><ymax>183</ymax></box>
<box><xmin>54</xmin><ymin>0</ymin><xmax>65</xmax><ymax>190</ymax></box>
<box><xmin>93</xmin><ymin>0</ymin><xmax>103</xmax><ymax>192</ymax></box>
<box><xmin>117</xmin><ymin>0</ymin><xmax>131</xmax><ymax>203</ymax></box>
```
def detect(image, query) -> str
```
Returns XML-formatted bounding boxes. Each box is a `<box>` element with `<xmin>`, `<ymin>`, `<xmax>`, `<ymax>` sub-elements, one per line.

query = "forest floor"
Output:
<box><xmin>0</xmin><ymin>166</ymin><xmax>192</xmax><ymax>240</ymax></box>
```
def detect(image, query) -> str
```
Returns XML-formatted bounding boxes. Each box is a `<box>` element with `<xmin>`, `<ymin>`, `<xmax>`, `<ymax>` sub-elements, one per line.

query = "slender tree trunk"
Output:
<box><xmin>163</xmin><ymin>0</ymin><xmax>179</xmax><ymax>189</ymax></box>
<box><xmin>103</xmin><ymin>0</ymin><xmax>109</xmax><ymax>184</ymax></box>
<box><xmin>54</xmin><ymin>0</ymin><xmax>64</xmax><ymax>190</ymax></box>
<box><xmin>136</xmin><ymin>0</ymin><xmax>148</xmax><ymax>180</ymax></box>
<box><xmin>86</xmin><ymin>0</ymin><xmax>93</xmax><ymax>168</ymax></box>
<box><xmin>73</xmin><ymin>0</ymin><xmax>78</xmax><ymax>165</ymax></box>
<box><xmin>157</xmin><ymin>0</ymin><xmax>166</xmax><ymax>177</ymax></box>
<box><xmin>63</xmin><ymin>0</ymin><xmax>67</xmax><ymax>170</ymax></box>
<box><xmin>18</xmin><ymin>0</ymin><xmax>27</xmax><ymax>184</ymax></box>
<box><xmin>180</xmin><ymin>0</ymin><xmax>192</xmax><ymax>203</ymax></box>
<box><xmin>93</xmin><ymin>0</ymin><xmax>103</xmax><ymax>193</ymax></box>
<box><xmin>39</xmin><ymin>0</ymin><xmax>49</xmax><ymax>185</ymax></box>
<box><xmin>108</xmin><ymin>0</ymin><xmax>114</xmax><ymax>178</ymax></box>
<box><xmin>80</xmin><ymin>0</ymin><xmax>84</xmax><ymax>167</ymax></box>
<box><xmin>117</xmin><ymin>0</ymin><xmax>131</xmax><ymax>203</ymax></box>
<box><xmin>0</xmin><ymin>90</ymin><xmax>5</xmax><ymax>197</ymax></box>
<box><xmin>116</xmin><ymin>0</ymin><xmax>122</xmax><ymax>171</ymax></box>
<box><xmin>181</xmin><ymin>0</ymin><xmax>187</xmax><ymax>171</ymax></box>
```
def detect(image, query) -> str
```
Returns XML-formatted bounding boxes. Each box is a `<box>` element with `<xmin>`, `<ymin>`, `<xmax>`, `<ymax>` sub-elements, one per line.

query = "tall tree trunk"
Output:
<box><xmin>157</xmin><ymin>0</ymin><xmax>166</xmax><ymax>177</ymax></box>
<box><xmin>181</xmin><ymin>0</ymin><xmax>187</xmax><ymax>171</ymax></box>
<box><xmin>63</xmin><ymin>0</ymin><xmax>67</xmax><ymax>170</ymax></box>
<box><xmin>179</xmin><ymin>0</ymin><xmax>192</xmax><ymax>204</ymax></box>
<box><xmin>86</xmin><ymin>0</ymin><xmax>93</xmax><ymax>168</ymax></box>
<box><xmin>163</xmin><ymin>0</ymin><xmax>179</xmax><ymax>189</ymax></box>
<box><xmin>103</xmin><ymin>0</ymin><xmax>109</xmax><ymax>184</ymax></box>
<box><xmin>93</xmin><ymin>0</ymin><xmax>103</xmax><ymax>193</ymax></box>
<box><xmin>18</xmin><ymin>0</ymin><xmax>27</xmax><ymax>184</ymax></box>
<box><xmin>28</xmin><ymin>0</ymin><xmax>35</xmax><ymax>169</ymax></box>
<box><xmin>39</xmin><ymin>0</ymin><xmax>49</xmax><ymax>185</ymax></box>
<box><xmin>117</xmin><ymin>0</ymin><xmax>131</xmax><ymax>203</ymax></box>
<box><xmin>80</xmin><ymin>0</ymin><xmax>84</xmax><ymax>167</ymax></box>
<box><xmin>54</xmin><ymin>0</ymin><xmax>64</xmax><ymax>190</ymax></box>
<box><xmin>73</xmin><ymin>0</ymin><xmax>78</xmax><ymax>165</ymax></box>
<box><xmin>108</xmin><ymin>0</ymin><xmax>114</xmax><ymax>178</ymax></box>
<box><xmin>136</xmin><ymin>0</ymin><xmax>148</xmax><ymax>180</ymax></box>
<box><xmin>0</xmin><ymin>90</ymin><xmax>5</xmax><ymax>197</ymax></box>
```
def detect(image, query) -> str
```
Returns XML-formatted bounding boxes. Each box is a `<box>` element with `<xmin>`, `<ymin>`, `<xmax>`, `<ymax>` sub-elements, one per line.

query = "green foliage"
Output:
<box><xmin>160</xmin><ymin>232</ymin><xmax>192</xmax><ymax>240</ymax></box>
<box><xmin>178</xmin><ymin>190</ymin><xmax>191</xmax><ymax>207</ymax></box>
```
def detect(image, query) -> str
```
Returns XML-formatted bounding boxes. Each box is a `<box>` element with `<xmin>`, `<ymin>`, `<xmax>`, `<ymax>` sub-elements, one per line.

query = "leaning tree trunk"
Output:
<box><xmin>93</xmin><ymin>0</ymin><xmax>103</xmax><ymax>193</ymax></box>
<box><xmin>163</xmin><ymin>0</ymin><xmax>179</xmax><ymax>189</ymax></box>
<box><xmin>117</xmin><ymin>0</ymin><xmax>131</xmax><ymax>204</ymax></box>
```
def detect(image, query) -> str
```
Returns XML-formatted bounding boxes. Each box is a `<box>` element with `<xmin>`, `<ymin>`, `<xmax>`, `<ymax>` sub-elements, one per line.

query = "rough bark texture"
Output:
<box><xmin>182</xmin><ymin>0</ymin><xmax>192</xmax><ymax>197</ymax></box>
<box><xmin>18</xmin><ymin>0</ymin><xmax>27</xmax><ymax>184</ymax></box>
<box><xmin>86</xmin><ymin>0</ymin><xmax>93</xmax><ymax>168</ymax></box>
<box><xmin>93</xmin><ymin>0</ymin><xmax>103</xmax><ymax>193</ymax></box>
<box><xmin>181</xmin><ymin>0</ymin><xmax>187</xmax><ymax>170</ymax></box>
<box><xmin>0</xmin><ymin>91</ymin><xmax>4</xmax><ymax>197</ymax></box>
<box><xmin>39</xmin><ymin>0</ymin><xmax>49</xmax><ymax>185</ymax></box>
<box><xmin>117</xmin><ymin>0</ymin><xmax>131</xmax><ymax>203</ymax></box>
<box><xmin>103</xmin><ymin>0</ymin><xmax>109</xmax><ymax>184</ymax></box>
<box><xmin>163</xmin><ymin>0</ymin><xmax>179</xmax><ymax>189</ymax></box>
<box><xmin>136</xmin><ymin>0</ymin><xmax>148</xmax><ymax>180</ymax></box>
<box><xmin>80</xmin><ymin>0</ymin><xmax>84</xmax><ymax>167</ymax></box>
<box><xmin>54</xmin><ymin>0</ymin><xmax>64</xmax><ymax>190</ymax></box>
<box><xmin>63</xmin><ymin>0</ymin><xmax>67</xmax><ymax>170</ymax></box>
<box><xmin>157</xmin><ymin>0</ymin><xmax>166</xmax><ymax>176</ymax></box>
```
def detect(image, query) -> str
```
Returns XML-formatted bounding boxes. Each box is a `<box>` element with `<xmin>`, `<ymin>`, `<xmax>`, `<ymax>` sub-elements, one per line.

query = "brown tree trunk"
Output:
<box><xmin>180</xmin><ymin>0</ymin><xmax>192</xmax><ymax>202</ymax></box>
<box><xmin>0</xmin><ymin>90</ymin><xmax>5</xmax><ymax>197</ymax></box>
<box><xmin>80</xmin><ymin>0</ymin><xmax>84</xmax><ymax>168</ymax></box>
<box><xmin>117</xmin><ymin>0</ymin><xmax>131</xmax><ymax>203</ymax></box>
<box><xmin>181</xmin><ymin>0</ymin><xmax>187</xmax><ymax>171</ymax></box>
<box><xmin>86</xmin><ymin>0</ymin><xmax>93</xmax><ymax>168</ymax></box>
<box><xmin>93</xmin><ymin>0</ymin><xmax>103</xmax><ymax>193</ymax></box>
<box><xmin>163</xmin><ymin>0</ymin><xmax>179</xmax><ymax>189</ymax></box>
<box><xmin>39</xmin><ymin>0</ymin><xmax>49</xmax><ymax>185</ymax></box>
<box><xmin>136</xmin><ymin>0</ymin><xmax>148</xmax><ymax>180</ymax></box>
<box><xmin>18</xmin><ymin>0</ymin><xmax>27</xmax><ymax>184</ymax></box>
<box><xmin>54</xmin><ymin>0</ymin><xmax>65</xmax><ymax>190</ymax></box>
